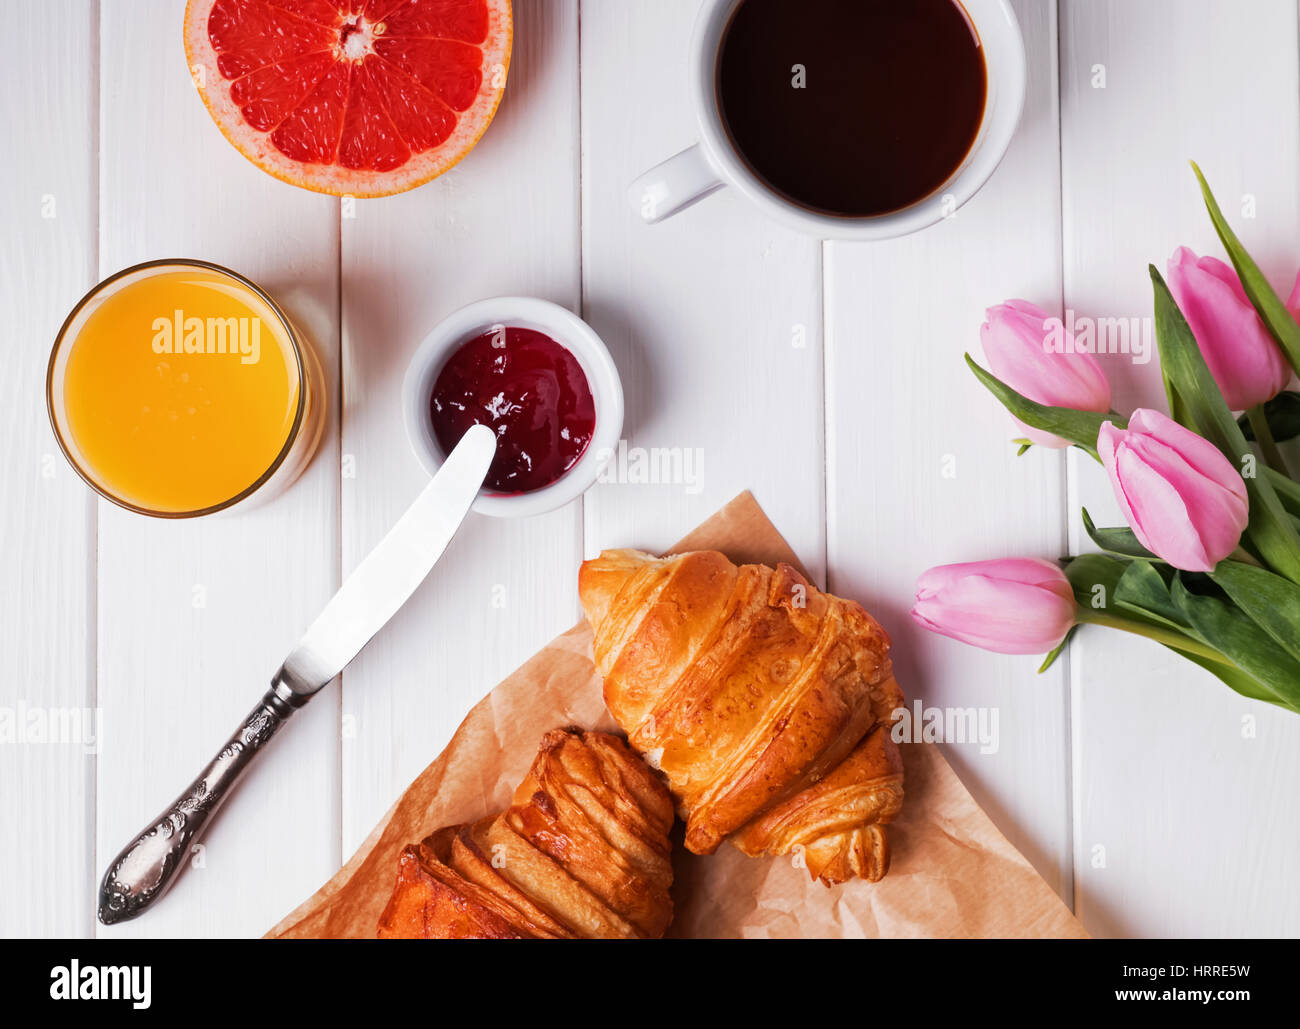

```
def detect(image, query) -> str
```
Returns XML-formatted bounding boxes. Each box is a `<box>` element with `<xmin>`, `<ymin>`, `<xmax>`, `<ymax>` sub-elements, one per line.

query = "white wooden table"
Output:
<box><xmin>4</xmin><ymin>0</ymin><xmax>1299</xmax><ymax>939</ymax></box>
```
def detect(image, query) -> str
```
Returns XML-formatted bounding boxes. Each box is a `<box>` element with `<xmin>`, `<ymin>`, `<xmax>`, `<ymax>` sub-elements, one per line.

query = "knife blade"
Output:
<box><xmin>277</xmin><ymin>422</ymin><xmax>497</xmax><ymax>696</ymax></box>
<box><xmin>97</xmin><ymin>423</ymin><xmax>496</xmax><ymax>924</ymax></box>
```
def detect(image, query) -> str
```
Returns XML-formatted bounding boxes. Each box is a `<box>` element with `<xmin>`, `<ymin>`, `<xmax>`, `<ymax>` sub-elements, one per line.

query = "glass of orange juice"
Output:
<box><xmin>47</xmin><ymin>259</ymin><xmax>324</xmax><ymax>517</ymax></box>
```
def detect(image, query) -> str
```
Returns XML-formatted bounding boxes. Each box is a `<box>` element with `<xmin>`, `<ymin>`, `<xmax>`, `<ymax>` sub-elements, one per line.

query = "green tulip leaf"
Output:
<box><xmin>1208</xmin><ymin>560</ymin><xmax>1300</xmax><ymax>665</ymax></box>
<box><xmin>1067</xmin><ymin>551</ymin><xmax>1187</xmax><ymax>634</ymax></box>
<box><xmin>1192</xmin><ymin>162</ymin><xmax>1300</xmax><ymax>376</ymax></box>
<box><xmin>1150</xmin><ymin>268</ymin><xmax>1300</xmax><ymax>584</ymax></box>
<box><xmin>1170</xmin><ymin>575</ymin><xmax>1300</xmax><ymax>709</ymax></box>
<box><xmin>1173</xmin><ymin>648</ymin><xmax>1296</xmax><ymax>711</ymax></box>
<box><xmin>965</xmin><ymin>355</ymin><xmax>1120</xmax><ymax>459</ymax></box>
<box><xmin>1063</xmin><ymin>552</ymin><xmax>1129</xmax><ymax>608</ymax></box>
<box><xmin>1113</xmin><ymin>560</ymin><xmax>1188</xmax><ymax>633</ymax></box>
<box><xmin>1081</xmin><ymin>507</ymin><xmax>1161</xmax><ymax>561</ymax></box>
<box><xmin>1037</xmin><ymin>625</ymin><xmax>1077</xmax><ymax>674</ymax></box>
<box><xmin>1264</xmin><ymin>467</ymin><xmax>1300</xmax><ymax>518</ymax></box>
<box><xmin>1238</xmin><ymin>391</ymin><xmax>1300</xmax><ymax>444</ymax></box>
<box><xmin>1067</xmin><ymin>554</ymin><xmax>1239</xmax><ymax>669</ymax></box>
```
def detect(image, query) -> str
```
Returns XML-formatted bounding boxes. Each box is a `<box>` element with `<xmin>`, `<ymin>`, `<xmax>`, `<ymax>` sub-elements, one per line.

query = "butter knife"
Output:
<box><xmin>97</xmin><ymin>423</ymin><xmax>497</xmax><ymax>924</ymax></box>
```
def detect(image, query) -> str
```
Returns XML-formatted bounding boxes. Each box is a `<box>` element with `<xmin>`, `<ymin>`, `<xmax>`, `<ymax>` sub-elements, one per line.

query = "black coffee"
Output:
<box><xmin>717</xmin><ymin>0</ymin><xmax>987</xmax><ymax>217</ymax></box>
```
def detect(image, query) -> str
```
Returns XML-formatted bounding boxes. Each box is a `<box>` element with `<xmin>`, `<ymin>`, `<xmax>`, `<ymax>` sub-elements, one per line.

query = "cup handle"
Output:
<box><xmin>629</xmin><ymin>143</ymin><xmax>725</xmax><ymax>223</ymax></box>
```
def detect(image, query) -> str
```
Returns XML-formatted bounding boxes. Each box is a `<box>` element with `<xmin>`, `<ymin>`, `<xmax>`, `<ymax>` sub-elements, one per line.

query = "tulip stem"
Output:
<box><xmin>1246</xmin><ymin>405</ymin><xmax>1291</xmax><ymax>478</ymax></box>
<box><xmin>1074</xmin><ymin>609</ymin><xmax>1233</xmax><ymax>666</ymax></box>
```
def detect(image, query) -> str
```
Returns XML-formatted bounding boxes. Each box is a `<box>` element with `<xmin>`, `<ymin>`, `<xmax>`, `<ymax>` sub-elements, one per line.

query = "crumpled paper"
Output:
<box><xmin>268</xmin><ymin>493</ymin><xmax>1086</xmax><ymax>939</ymax></box>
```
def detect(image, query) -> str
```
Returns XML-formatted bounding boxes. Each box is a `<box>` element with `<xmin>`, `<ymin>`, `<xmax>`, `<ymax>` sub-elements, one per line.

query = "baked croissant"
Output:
<box><xmin>377</xmin><ymin>728</ymin><xmax>675</xmax><ymax>939</ymax></box>
<box><xmin>579</xmin><ymin>549</ymin><xmax>905</xmax><ymax>885</ymax></box>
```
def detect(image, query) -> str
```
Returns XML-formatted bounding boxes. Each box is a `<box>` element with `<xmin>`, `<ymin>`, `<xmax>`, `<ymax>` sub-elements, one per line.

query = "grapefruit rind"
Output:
<box><xmin>182</xmin><ymin>0</ymin><xmax>513</xmax><ymax>198</ymax></box>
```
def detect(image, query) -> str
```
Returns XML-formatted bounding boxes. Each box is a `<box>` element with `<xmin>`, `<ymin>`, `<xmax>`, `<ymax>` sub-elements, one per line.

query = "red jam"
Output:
<box><xmin>430</xmin><ymin>327</ymin><xmax>596</xmax><ymax>494</ymax></box>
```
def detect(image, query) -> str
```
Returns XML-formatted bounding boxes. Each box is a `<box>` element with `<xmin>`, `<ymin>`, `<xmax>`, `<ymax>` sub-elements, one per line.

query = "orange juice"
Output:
<box><xmin>49</xmin><ymin>262</ymin><xmax>313</xmax><ymax>515</ymax></box>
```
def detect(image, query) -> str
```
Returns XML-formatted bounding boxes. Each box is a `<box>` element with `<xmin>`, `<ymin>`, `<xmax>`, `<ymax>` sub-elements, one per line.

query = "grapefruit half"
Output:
<box><xmin>184</xmin><ymin>0</ymin><xmax>512</xmax><ymax>197</ymax></box>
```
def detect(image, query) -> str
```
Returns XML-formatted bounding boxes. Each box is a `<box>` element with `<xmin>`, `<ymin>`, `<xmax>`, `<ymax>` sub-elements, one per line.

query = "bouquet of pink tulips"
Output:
<box><xmin>913</xmin><ymin>164</ymin><xmax>1300</xmax><ymax>714</ymax></box>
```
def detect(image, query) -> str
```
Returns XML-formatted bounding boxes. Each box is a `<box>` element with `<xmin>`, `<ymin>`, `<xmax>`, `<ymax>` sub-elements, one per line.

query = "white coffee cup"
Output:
<box><xmin>630</xmin><ymin>0</ymin><xmax>1026</xmax><ymax>240</ymax></box>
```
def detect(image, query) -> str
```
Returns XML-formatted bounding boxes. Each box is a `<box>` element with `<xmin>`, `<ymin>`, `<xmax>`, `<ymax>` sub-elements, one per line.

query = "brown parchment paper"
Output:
<box><xmin>268</xmin><ymin>493</ymin><xmax>1086</xmax><ymax>940</ymax></box>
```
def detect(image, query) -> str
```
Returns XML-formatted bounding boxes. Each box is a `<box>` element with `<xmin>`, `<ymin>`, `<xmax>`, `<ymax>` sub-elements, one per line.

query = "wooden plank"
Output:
<box><xmin>579</xmin><ymin>0</ymin><xmax>826</xmax><ymax>579</ymax></box>
<box><xmin>824</xmin><ymin>0</ymin><xmax>1073</xmax><ymax>898</ymax></box>
<box><xmin>338</xmin><ymin>0</ymin><xmax>584</xmax><ymax>857</ymax></box>
<box><xmin>0</xmin><ymin>0</ymin><xmax>97</xmax><ymax>938</ymax></box>
<box><xmin>1061</xmin><ymin>0</ymin><xmax>1300</xmax><ymax>936</ymax></box>
<box><xmin>95</xmin><ymin>0</ymin><xmax>341</xmax><ymax>937</ymax></box>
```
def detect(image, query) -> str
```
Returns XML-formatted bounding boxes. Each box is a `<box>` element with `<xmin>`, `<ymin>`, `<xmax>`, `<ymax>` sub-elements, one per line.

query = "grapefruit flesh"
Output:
<box><xmin>184</xmin><ymin>0</ymin><xmax>513</xmax><ymax>196</ymax></box>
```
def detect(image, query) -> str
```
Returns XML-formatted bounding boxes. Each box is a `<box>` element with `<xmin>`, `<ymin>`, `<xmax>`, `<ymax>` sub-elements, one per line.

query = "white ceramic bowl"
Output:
<box><xmin>402</xmin><ymin>297</ymin><xmax>623</xmax><ymax>517</ymax></box>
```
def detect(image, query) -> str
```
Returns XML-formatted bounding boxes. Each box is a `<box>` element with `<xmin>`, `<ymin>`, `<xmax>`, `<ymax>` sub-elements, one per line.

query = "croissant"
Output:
<box><xmin>377</xmin><ymin>727</ymin><xmax>675</xmax><ymax>939</ymax></box>
<box><xmin>579</xmin><ymin>548</ymin><xmax>905</xmax><ymax>885</ymax></box>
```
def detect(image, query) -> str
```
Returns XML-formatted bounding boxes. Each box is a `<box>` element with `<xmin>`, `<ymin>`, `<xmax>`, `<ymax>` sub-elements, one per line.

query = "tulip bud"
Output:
<box><xmin>980</xmin><ymin>300</ymin><xmax>1112</xmax><ymax>448</ymax></box>
<box><xmin>1098</xmin><ymin>409</ymin><xmax>1249</xmax><ymax>572</ymax></box>
<box><xmin>1166</xmin><ymin>247</ymin><xmax>1291</xmax><ymax>410</ymax></box>
<box><xmin>911</xmin><ymin>558</ymin><xmax>1076</xmax><ymax>655</ymax></box>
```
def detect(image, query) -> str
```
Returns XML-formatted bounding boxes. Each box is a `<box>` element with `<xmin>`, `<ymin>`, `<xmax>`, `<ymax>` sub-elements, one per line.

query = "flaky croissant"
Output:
<box><xmin>579</xmin><ymin>549</ymin><xmax>905</xmax><ymax>885</ymax></box>
<box><xmin>377</xmin><ymin>728</ymin><xmax>675</xmax><ymax>939</ymax></box>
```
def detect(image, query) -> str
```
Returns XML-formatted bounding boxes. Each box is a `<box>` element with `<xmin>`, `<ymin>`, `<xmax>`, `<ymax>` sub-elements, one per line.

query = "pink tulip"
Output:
<box><xmin>1098</xmin><ymin>409</ymin><xmax>1249</xmax><ymax>572</ymax></box>
<box><xmin>1166</xmin><ymin>247</ymin><xmax>1291</xmax><ymax>410</ymax></box>
<box><xmin>980</xmin><ymin>300</ymin><xmax>1112</xmax><ymax>448</ymax></box>
<box><xmin>911</xmin><ymin>558</ymin><xmax>1076</xmax><ymax>655</ymax></box>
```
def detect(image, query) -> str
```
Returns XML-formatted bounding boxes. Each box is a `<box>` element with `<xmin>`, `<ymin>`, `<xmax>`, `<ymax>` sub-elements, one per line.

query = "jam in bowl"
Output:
<box><xmin>403</xmin><ymin>297</ymin><xmax>623</xmax><ymax>517</ymax></box>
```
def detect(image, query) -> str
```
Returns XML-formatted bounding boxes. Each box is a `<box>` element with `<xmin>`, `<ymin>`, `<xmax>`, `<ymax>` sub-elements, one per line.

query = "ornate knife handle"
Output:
<box><xmin>97</xmin><ymin>677</ymin><xmax>308</xmax><ymax>925</ymax></box>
